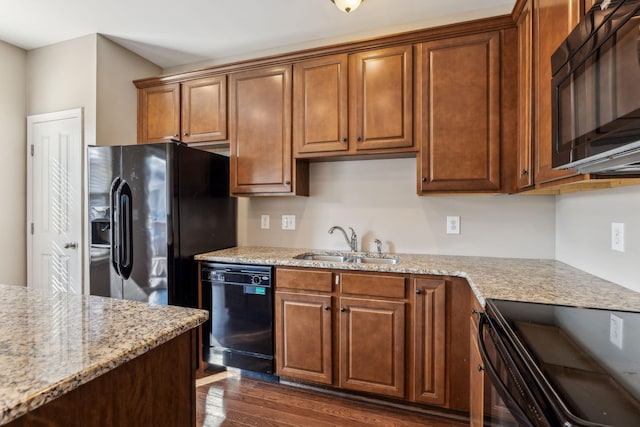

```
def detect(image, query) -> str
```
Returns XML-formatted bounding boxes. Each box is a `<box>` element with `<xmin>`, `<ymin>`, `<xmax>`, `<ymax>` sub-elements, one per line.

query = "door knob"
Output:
<box><xmin>64</xmin><ymin>242</ymin><xmax>78</xmax><ymax>249</ymax></box>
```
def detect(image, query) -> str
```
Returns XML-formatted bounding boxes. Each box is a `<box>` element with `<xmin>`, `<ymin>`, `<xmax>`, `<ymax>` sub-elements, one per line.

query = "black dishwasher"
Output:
<box><xmin>201</xmin><ymin>262</ymin><xmax>274</xmax><ymax>374</ymax></box>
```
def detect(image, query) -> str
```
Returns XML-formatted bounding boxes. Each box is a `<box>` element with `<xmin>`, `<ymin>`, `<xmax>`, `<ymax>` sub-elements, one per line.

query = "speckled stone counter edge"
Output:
<box><xmin>0</xmin><ymin>287</ymin><xmax>208</xmax><ymax>426</ymax></box>
<box><xmin>195</xmin><ymin>246</ymin><xmax>640</xmax><ymax>313</ymax></box>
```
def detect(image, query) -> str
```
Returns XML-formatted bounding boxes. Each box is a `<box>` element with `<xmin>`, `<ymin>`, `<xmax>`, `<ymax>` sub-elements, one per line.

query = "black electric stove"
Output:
<box><xmin>479</xmin><ymin>299</ymin><xmax>640</xmax><ymax>426</ymax></box>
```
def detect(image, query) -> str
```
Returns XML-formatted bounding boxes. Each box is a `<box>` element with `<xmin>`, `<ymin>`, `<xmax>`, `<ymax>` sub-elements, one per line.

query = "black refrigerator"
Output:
<box><xmin>88</xmin><ymin>142</ymin><xmax>236</xmax><ymax>308</ymax></box>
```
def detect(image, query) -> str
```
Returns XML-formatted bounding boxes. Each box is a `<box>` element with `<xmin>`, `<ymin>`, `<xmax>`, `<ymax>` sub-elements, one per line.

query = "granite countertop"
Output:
<box><xmin>196</xmin><ymin>246</ymin><xmax>640</xmax><ymax>312</ymax></box>
<box><xmin>0</xmin><ymin>284</ymin><xmax>208</xmax><ymax>425</ymax></box>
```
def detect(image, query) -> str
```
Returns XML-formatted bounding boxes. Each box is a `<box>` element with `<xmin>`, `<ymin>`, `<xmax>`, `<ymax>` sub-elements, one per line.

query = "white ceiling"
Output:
<box><xmin>0</xmin><ymin>0</ymin><xmax>516</xmax><ymax>70</ymax></box>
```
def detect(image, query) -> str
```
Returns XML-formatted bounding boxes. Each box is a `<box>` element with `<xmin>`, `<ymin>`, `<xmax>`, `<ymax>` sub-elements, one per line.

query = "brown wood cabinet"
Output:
<box><xmin>412</xmin><ymin>277</ymin><xmax>446</xmax><ymax>405</ymax></box>
<box><xmin>338</xmin><ymin>272</ymin><xmax>407</xmax><ymax>398</ymax></box>
<box><xmin>275</xmin><ymin>268</ymin><xmax>408</xmax><ymax>399</ymax></box>
<box><xmin>137</xmin><ymin>76</ymin><xmax>227</xmax><ymax>145</ymax></box>
<box><xmin>533</xmin><ymin>0</ymin><xmax>583</xmax><ymax>186</ymax></box>
<box><xmin>8</xmin><ymin>331</ymin><xmax>196</xmax><ymax>427</ymax></box>
<box><xmin>275</xmin><ymin>291</ymin><xmax>333</xmax><ymax>384</ymax></box>
<box><xmin>275</xmin><ymin>267</ymin><xmax>471</xmax><ymax>410</ymax></box>
<box><xmin>138</xmin><ymin>83</ymin><xmax>180</xmax><ymax>144</ymax></box>
<box><xmin>293</xmin><ymin>54</ymin><xmax>349</xmax><ymax>155</ymax></box>
<box><xmin>229</xmin><ymin>65</ymin><xmax>308</xmax><ymax>196</ymax></box>
<box><xmin>516</xmin><ymin>0</ymin><xmax>534</xmax><ymax>190</ymax></box>
<box><xmin>416</xmin><ymin>31</ymin><xmax>506</xmax><ymax>193</ymax></box>
<box><xmin>293</xmin><ymin>46</ymin><xmax>414</xmax><ymax>157</ymax></box>
<box><xmin>469</xmin><ymin>295</ymin><xmax>485</xmax><ymax>427</ymax></box>
<box><xmin>180</xmin><ymin>75</ymin><xmax>227</xmax><ymax>143</ymax></box>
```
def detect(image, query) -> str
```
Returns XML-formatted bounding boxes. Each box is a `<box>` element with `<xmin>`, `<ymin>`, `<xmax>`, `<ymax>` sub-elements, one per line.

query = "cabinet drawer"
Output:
<box><xmin>340</xmin><ymin>273</ymin><xmax>405</xmax><ymax>299</ymax></box>
<box><xmin>276</xmin><ymin>268</ymin><xmax>333</xmax><ymax>292</ymax></box>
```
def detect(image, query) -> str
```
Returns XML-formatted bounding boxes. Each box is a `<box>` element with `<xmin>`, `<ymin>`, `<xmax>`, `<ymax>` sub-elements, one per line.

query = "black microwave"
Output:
<box><xmin>552</xmin><ymin>0</ymin><xmax>640</xmax><ymax>174</ymax></box>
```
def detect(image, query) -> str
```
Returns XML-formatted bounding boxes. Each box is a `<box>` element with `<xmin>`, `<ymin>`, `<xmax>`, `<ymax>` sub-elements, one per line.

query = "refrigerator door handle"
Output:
<box><xmin>110</xmin><ymin>177</ymin><xmax>122</xmax><ymax>277</ymax></box>
<box><xmin>117</xmin><ymin>180</ymin><xmax>133</xmax><ymax>280</ymax></box>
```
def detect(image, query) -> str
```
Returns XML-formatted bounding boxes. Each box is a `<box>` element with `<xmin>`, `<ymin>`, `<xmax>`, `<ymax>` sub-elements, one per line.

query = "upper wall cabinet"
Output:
<box><xmin>516</xmin><ymin>0</ymin><xmax>534</xmax><ymax>190</ymax></box>
<box><xmin>533</xmin><ymin>0</ymin><xmax>582</xmax><ymax>186</ymax></box>
<box><xmin>137</xmin><ymin>83</ymin><xmax>180</xmax><ymax>144</ymax></box>
<box><xmin>180</xmin><ymin>76</ymin><xmax>227</xmax><ymax>143</ymax></box>
<box><xmin>417</xmin><ymin>32</ymin><xmax>509</xmax><ymax>193</ymax></box>
<box><xmin>293</xmin><ymin>45</ymin><xmax>415</xmax><ymax>157</ymax></box>
<box><xmin>137</xmin><ymin>76</ymin><xmax>227</xmax><ymax>145</ymax></box>
<box><xmin>229</xmin><ymin>65</ymin><xmax>308</xmax><ymax>196</ymax></box>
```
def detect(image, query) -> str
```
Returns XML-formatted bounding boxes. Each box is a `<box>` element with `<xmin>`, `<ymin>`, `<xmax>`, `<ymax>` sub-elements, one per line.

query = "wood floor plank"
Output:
<box><xmin>196</xmin><ymin>373</ymin><xmax>467</xmax><ymax>427</ymax></box>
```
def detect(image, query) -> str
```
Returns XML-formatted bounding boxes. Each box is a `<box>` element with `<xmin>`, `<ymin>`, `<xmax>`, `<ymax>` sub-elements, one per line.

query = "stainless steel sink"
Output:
<box><xmin>351</xmin><ymin>256</ymin><xmax>400</xmax><ymax>265</ymax></box>
<box><xmin>293</xmin><ymin>252</ymin><xmax>400</xmax><ymax>265</ymax></box>
<box><xmin>293</xmin><ymin>252</ymin><xmax>350</xmax><ymax>262</ymax></box>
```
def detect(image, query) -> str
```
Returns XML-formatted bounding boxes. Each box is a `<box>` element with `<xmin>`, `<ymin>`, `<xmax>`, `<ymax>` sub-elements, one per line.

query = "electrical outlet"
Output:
<box><xmin>446</xmin><ymin>216</ymin><xmax>461</xmax><ymax>234</ymax></box>
<box><xmin>260</xmin><ymin>215</ymin><xmax>270</xmax><ymax>229</ymax></box>
<box><xmin>610</xmin><ymin>314</ymin><xmax>623</xmax><ymax>349</ymax></box>
<box><xmin>282</xmin><ymin>215</ymin><xmax>296</xmax><ymax>230</ymax></box>
<box><xmin>611</xmin><ymin>222</ymin><xmax>625</xmax><ymax>252</ymax></box>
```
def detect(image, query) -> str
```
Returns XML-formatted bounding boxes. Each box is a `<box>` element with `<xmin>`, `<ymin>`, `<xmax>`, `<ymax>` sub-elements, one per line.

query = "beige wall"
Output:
<box><xmin>238</xmin><ymin>158</ymin><xmax>557</xmax><ymax>259</ymax></box>
<box><xmin>0</xmin><ymin>41</ymin><xmax>27</xmax><ymax>285</ymax></box>
<box><xmin>97</xmin><ymin>35</ymin><xmax>161</xmax><ymax>146</ymax></box>
<box><xmin>27</xmin><ymin>34</ymin><xmax>98</xmax><ymax>145</ymax></box>
<box><xmin>556</xmin><ymin>185</ymin><xmax>640</xmax><ymax>294</ymax></box>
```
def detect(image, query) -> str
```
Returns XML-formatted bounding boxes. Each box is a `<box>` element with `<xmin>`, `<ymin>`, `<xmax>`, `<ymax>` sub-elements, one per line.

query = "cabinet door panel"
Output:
<box><xmin>294</xmin><ymin>54</ymin><xmax>349</xmax><ymax>155</ymax></box>
<box><xmin>517</xmin><ymin>0</ymin><xmax>534</xmax><ymax>189</ymax></box>
<box><xmin>229</xmin><ymin>66</ymin><xmax>293</xmax><ymax>194</ymax></box>
<box><xmin>138</xmin><ymin>84</ymin><xmax>180</xmax><ymax>144</ymax></box>
<box><xmin>275</xmin><ymin>292</ymin><xmax>333</xmax><ymax>384</ymax></box>
<box><xmin>181</xmin><ymin>76</ymin><xmax>227</xmax><ymax>143</ymax></box>
<box><xmin>419</xmin><ymin>33</ymin><xmax>501</xmax><ymax>191</ymax></box>
<box><xmin>339</xmin><ymin>297</ymin><xmax>405</xmax><ymax>398</ymax></box>
<box><xmin>350</xmin><ymin>45</ymin><xmax>413</xmax><ymax>151</ymax></box>
<box><xmin>470</xmin><ymin>316</ymin><xmax>485</xmax><ymax>427</ymax></box>
<box><xmin>276</xmin><ymin>268</ymin><xmax>333</xmax><ymax>293</ymax></box>
<box><xmin>534</xmin><ymin>0</ymin><xmax>582</xmax><ymax>184</ymax></box>
<box><xmin>412</xmin><ymin>278</ymin><xmax>446</xmax><ymax>405</ymax></box>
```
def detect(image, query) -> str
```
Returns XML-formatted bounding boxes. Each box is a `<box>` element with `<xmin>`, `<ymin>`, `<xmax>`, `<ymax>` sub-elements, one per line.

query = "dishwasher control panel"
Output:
<box><xmin>201</xmin><ymin>263</ymin><xmax>272</xmax><ymax>287</ymax></box>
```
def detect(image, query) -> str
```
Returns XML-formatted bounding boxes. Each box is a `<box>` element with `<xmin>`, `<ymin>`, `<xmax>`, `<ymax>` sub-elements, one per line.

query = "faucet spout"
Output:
<box><xmin>328</xmin><ymin>226</ymin><xmax>358</xmax><ymax>252</ymax></box>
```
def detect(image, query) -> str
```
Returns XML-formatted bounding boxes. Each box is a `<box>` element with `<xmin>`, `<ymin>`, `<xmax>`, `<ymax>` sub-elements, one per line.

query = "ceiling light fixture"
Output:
<box><xmin>331</xmin><ymin>0</ymin><xmax>364</xmax><ymax>13</ymax></box>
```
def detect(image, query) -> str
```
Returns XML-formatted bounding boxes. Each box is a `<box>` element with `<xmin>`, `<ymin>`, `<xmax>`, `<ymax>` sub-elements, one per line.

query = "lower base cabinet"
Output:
<box><xmin>275</xmin><ymin>267</ymin><xmax>470</xmax><ymax>411</ymax></box>
<box><xmin>339</xmin><ymin>296</ymin><xmax>405</xmax><ymax>398</ymax></box>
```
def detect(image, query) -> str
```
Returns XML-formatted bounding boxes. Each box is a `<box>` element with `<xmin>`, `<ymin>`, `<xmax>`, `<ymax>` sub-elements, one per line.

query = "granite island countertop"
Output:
<box><xmin>0</xmin><ymin>284</ymin><xmax>208</xmax><ymax>426</ymax></box>
<box><xmin>196</xmin><ymin>246</ymin><xmax>640</xmax><ymax>312</ymax></box>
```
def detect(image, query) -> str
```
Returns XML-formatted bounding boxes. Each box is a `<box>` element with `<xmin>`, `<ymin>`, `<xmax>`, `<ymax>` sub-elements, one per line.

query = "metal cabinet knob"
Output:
<box><xmin>64</xmin><ymin>242</ymin><xmax>78</xmax><ymax>249</ymax></box>
<box><xmin>184</xmin><ymin>132</ymin><xmax>189</xmax><ymax>136</ymax></box>
<box><xmin>340</xmin><ymin>307</ymin><xmax>346</xmax><ymax>313</ymax></box>
<box><xmin>285</xmin><ymin>180</ymin><xmax>291</xmax><ymax>186</ymax></box>
<box><xmin>341</xmin><ymin>137</ymin><xmax>347</xmax><ymax>143</ymax></box>
<box><xmin>356</xmin><ymin>136</ymin><xmax>362</xmax><ymax>142</ymax></box>
<box><xmin>478</xmin><ymin>364</ymin><xmax>484</xmax><ymax>372</ymax></box>
<box><xmin>421</xmin><ymin>177</ymin><xmax>427</xmax><ymax>183</ymax></box>
<box><xmin>174</xmin><ymin>134</ymin><xmax>179</xmax><ymax>137</ymax></box>
<box><xmin>522</xmin><ymin>169</ymin><xmax>529</xmax><ymax>175</ymax></box>
<box><xmin>415</xmin><ymin>289</ymin><xmax>422</xmax><ymax>295</ymax></box>
<box><xmin>324</xmin><ymin>306</ymin><xmax>331</xmax><ymax>311</ymax></box>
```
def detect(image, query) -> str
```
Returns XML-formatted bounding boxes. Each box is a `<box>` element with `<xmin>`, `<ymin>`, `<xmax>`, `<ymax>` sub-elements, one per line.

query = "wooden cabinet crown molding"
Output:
<box><xmin>133</xmin><ymin>15</ymin><xmax>516</xmax><ymax>89</ymax></box>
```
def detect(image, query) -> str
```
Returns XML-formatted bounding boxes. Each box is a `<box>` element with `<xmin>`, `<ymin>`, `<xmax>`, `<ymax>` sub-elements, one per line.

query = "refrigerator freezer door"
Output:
<box><xmin>88</xmin><ymin>146</ymin><xmax>123</xmax><ymax>298</ymax></box>
<box><xmin>120</xmin><ymin>144</ymin><xmax>170</xmax><ymax>304</ymax></box>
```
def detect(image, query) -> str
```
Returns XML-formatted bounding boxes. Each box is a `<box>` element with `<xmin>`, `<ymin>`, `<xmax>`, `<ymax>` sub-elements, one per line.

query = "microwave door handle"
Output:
<box><xmin>477</xmin><ymin>313</ymin><xmax>536</xmax><ymax>427</ymax></box>
<box><xmin>110</xmin><ymin>177</ymin><xmax>121</xmax><ymax>277</ymax></box>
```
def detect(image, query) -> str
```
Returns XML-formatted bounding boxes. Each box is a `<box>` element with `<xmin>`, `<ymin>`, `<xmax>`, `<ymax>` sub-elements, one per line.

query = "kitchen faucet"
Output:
<box><xmin>328</xmin><ymin>226</ymin><xmax>358</xmax><ymax>252</ymax></box>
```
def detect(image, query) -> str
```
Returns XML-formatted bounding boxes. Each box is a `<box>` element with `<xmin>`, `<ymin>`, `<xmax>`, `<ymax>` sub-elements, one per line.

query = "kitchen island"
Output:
<box><xmin>0</xmin><ymin>283</ymin><xmax>207</xmax><ymax>427</ymax></box>
<box><xmin>196</xmin><ymin>246</ymin><xmax>640</xmax><ymax>311</ymax></box>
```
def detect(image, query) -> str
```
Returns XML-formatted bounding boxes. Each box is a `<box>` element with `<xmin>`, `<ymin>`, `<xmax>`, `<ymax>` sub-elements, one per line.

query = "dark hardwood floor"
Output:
<box><xmin>195</xmin><ymin>372</ymin><xmax>467</xmax><ymax>427</ymax></box>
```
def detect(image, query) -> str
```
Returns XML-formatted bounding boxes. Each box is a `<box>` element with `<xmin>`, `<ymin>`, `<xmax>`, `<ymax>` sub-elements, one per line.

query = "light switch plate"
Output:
<box><xmin>261</xmin><ymin>215</ymin><xmax>270</xmax><ymax>229</ymax></box>
<box><xmin>446</xmin><ymin>216</ymin><xmax>461</xmax><ymax>234</ymax></box>
<box><xmin>282</xmin><ymin>215</ymin><xmax>296</xmax><ymax>230</ymax></box>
